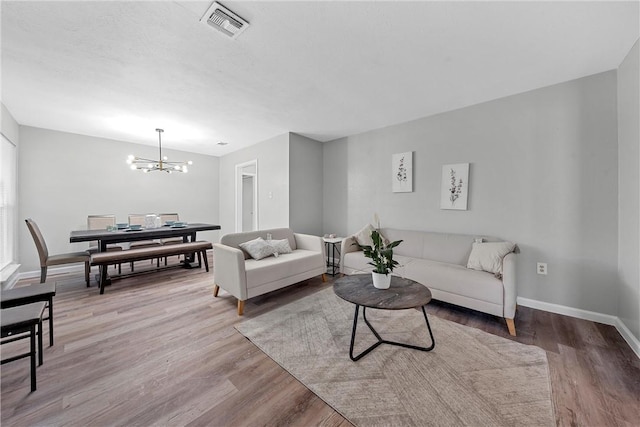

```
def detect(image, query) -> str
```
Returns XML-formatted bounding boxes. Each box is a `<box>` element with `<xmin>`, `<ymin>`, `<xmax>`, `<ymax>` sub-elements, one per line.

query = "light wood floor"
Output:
<box><xmin>2</xmin><ymin>257</ymin><xmax>638</xmax><ymax>426</ymax></box>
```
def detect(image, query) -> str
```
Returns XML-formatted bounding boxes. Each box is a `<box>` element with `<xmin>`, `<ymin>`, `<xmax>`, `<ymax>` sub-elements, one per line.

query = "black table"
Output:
<box><xmin>70</xmin><ymin>223</ymin><xmax>220</xmax><ymax>252</ymax></box>
<box><xmin>334</xmin><ymin>274</ymin><xmax>435</xmax><ymax>361</ymax></box>
<box><xmin>1</xmin><ymin>302</ymin><xmax>46</xmax><ymax>391</ymax></box>
<box><xmin>70</xmin><ymin>223</ymin><xmax>220</xmax><ymax>284</ymax></box>
<box><xmin>1</xmin><ymin>282</ymin><xmax>56</xmax><ymax>346</ymax></box>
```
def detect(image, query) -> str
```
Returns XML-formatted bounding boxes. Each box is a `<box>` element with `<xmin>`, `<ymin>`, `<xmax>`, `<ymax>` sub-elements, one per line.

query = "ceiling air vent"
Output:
<box><xmin>200</xmin><ymin>2</ymin><xmax>249</xmax><ymax>40</ymax></box>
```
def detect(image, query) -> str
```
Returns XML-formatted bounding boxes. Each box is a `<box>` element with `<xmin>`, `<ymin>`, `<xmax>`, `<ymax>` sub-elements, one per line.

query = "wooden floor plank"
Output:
<box><xmin>1</xmin><ymin>260</ymin><xmax>638</xmax><ymax>426</ymax></box>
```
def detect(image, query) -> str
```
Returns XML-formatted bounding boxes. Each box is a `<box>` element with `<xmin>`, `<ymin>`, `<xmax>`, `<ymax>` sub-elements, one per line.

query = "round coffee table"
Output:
<box><xmin>334</xmin><ymin>274</ymin><xmax>435</xmax><ymax>361</ymax></box>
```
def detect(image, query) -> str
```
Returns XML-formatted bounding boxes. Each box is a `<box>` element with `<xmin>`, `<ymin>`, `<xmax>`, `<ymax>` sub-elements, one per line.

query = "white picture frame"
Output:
<box><xmin>392</xmin><ymin>152</ymin><xmax>413</xmax><ymax>193</ymax></box>
<box><xmin>440</xmin><ymin>163</ymin><xmax>469</xmax><ymax>210</ymax></box>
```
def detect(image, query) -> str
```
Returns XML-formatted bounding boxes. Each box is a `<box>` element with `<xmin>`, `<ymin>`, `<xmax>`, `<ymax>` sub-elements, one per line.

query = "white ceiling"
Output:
<box><xmin>2</xmin><ymin>1</ymin><xmax>638</xmax><ymax>156</ymax></box>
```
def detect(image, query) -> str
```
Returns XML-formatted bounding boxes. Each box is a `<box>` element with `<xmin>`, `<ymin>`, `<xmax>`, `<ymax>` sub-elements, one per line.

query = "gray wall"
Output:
<box><xmin>617</xmin><ymin>39</ymin><xmax>640</xmax><ymax>340</ymax></box>
<box><xmin>323</xmin><ymin>71</ymin><xmax>619</xmax><ymax>316</ymax></box>
<box><xmin>1</xmin><ymin>103</ymin><xmax>20</xmax><ymax>144</ymax></box>
<box><xmin>218</xmin><ymin>133</ymin><xmax>290</xmax><ymax>235</ymax></box>
<box><xmin>289</xmin><ymin>133</ymin><xmax>323</xmax><ymax>235</ymax></box>
<box><xmin>18</xmin><ymin>126</ymin><xmax>220</xmax><ymax>272</ymax></box>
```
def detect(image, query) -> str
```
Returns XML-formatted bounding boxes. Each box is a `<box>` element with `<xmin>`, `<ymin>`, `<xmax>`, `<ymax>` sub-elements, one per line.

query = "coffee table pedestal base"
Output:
<box><xmin>349</xmin><ymin>305</ymin><xmax>435</xmax><ymax>361</ymax></box>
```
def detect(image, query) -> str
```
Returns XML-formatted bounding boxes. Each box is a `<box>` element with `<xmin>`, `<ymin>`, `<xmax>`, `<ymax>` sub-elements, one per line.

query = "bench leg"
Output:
<box><xmin>213</xmin><ymin>284</ymin><xmax>220</xmax><ymax>297</ymax></box>
<box><xmin>202</xmin><ymin>250</ymin><xmax>209</xmax><ymax>272</ymax></box>
<box><xmin>30</xmin><ymin>324</ymin><xmax>37</xmax><ymax>392</ymax></box>
<box><xmin>40</xmin><ymin>267</ymin><xmax>47</xmax><ymax>284</ymax></box>
<box><xmin>195</xmin><ymin>251</ymin><xmax>201</xmax><ymax>268</ymax></box>
<box><xmin>37</xmin><ymin>318</ymin><xmax>43</xmax><ymax>366</ymax></box>
<box><xmin>85</xmin><ymin>261</ymin><xmax>90</xmax><ymax>287</ymax></box>
<box><xmin>99</xmin><ymin>266</ymin><xmax>108</xmax><ymax>294</ymax></box>
<box><xmin>48</xmin><ymin>297</ymin><xmax>54</xmax><ymax>346</ymax></box>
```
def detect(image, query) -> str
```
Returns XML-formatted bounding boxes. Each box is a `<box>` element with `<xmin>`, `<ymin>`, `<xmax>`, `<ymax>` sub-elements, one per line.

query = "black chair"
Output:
<box><xmin>1</xmin><ymin>302</ymin><xmax>46</xmax><ymax>392</ymax></box>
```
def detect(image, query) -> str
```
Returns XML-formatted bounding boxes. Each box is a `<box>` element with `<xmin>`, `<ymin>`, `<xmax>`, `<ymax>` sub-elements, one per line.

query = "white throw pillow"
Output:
<box><xmin>269</xmin><ymin>239</ymin><xmax>293</xmax><ymax>256</ymax></box>
<box><xmin>238</xmin><ymin>237</ymin><xmax>276</xmax><ymax>260</ymax></box>
<box><xmin>353</xmin><ymin>223</ymin><xmax>376</xmax><ymax>247</ymax></box>
<box><xmin>467</xmin><ymin>241</ymin><xmax>516</xmax><ymax>275</ymax></box>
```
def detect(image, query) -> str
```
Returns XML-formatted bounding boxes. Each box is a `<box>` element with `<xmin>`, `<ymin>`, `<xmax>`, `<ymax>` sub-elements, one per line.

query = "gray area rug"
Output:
<box><xmin>236</xmin><ymin>288</ymin><xmax>555</xmax><ymax>426</ymax></box>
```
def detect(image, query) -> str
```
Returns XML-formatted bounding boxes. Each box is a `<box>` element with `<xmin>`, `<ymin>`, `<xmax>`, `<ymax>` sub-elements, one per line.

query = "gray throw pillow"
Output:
<box><xmin>269</xmin><ymin>239</ymin><xmax>292</xmax><ymax>256</ymax></box>
<box><xmin>238</xmin><ymin>237</ymin><xmax>276</xmax><ymax>260</ymax></box>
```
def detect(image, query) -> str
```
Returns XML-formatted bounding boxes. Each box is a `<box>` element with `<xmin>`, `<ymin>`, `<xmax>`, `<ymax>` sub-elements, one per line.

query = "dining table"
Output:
<box><xmin>70</xmin><ymin>223</ymin><xmax>221</xmax><ymax>284</ymax></box>
<box><xmin>70</xmin><ymin>223</ymin><xmax>220</xmax><ymax>252</ymax></box>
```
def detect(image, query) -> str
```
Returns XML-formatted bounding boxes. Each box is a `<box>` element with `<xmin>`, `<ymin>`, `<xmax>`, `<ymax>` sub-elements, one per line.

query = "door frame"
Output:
<box><xmin>235</xmin><ymin>159</ymin><xmax>258</xmax><ymax>232</ymax></box>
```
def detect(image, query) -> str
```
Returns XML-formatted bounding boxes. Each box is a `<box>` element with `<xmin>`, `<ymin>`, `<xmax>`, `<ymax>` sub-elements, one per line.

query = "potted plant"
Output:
<box><xmin>356</xmin><ymin>230</ymin><xmax>403</xmax><ymax>289</ymax></box>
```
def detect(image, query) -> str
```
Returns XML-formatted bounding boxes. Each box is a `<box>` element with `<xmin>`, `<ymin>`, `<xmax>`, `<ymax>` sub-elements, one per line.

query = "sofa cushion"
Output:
<box><xmin>245</xmin><ymin>250</ymin><xmax>324</xmax><ymax>288</ymax></box>
<box><xmin>467</xmin><ymin>241</ymin><xmax>515</xmax><ymax>275</ymax></box>
<box><xmin>353</xmin><ymin>223</ymin><xmax>375</xmax><ymax>247</ymax></box>
<box><xmin>269</xmin><ymin>239</ymin><xmax>293</xmax><ymax>256</ymax></box>
<box><xmin>239</xmin><ymin>237</ymin><xmax>276</xmax><ymax>260</ymax></box>
<box><xmin>343</xmin><ymin>252</ymin><xmax>414</xmax><ymax>277</ymax></box>
<box><xmin>404</xmin><ymin>259</ymin><xmax>503</xmax><ymax>305</ymax></box>
<box><xmin>221</xmin><ymin>228</ymin><xmax>297</xmax><ymax>259</ymax></box>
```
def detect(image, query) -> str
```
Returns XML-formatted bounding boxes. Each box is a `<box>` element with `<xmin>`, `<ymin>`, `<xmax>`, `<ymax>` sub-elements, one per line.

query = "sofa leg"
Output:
<box><xmin>213</xmin><ymin>284</ymin><xmax>220</xmax><ymax>297</ymax></box>
<box><xmin>237</xmin><ymin>300</ymin><xmax>245</xmax><ymax>316</ymax></box>
<box><xmin>505</xmin><ymin>318</ymin><xmax>516</xmax><ymax>336</ymax></box>
<box><xmin>321</xmin><ymin>274</ymin><xmax>326</xmax><ymax>282</ymax></box>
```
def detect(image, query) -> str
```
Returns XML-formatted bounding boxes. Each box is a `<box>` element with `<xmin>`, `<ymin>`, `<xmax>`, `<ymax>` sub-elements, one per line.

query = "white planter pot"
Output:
<box><xmin>371</xmin><ymin>272</ymin><xmax>391</xmax><ymax>289</ymax></box>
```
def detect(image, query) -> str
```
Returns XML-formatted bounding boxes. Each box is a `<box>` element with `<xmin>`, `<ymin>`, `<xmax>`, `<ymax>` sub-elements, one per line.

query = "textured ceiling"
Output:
<box><xmin>2</xmin><ymin>1</ymin><xmax>638</xmax><ymax>156</ymax></box>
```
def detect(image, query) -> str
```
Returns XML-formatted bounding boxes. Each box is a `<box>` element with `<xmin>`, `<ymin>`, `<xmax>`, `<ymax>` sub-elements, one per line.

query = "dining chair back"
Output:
<box><xmin>127</xmin><ymin>214</ymin><xmax>162</xmax><ymax>271</ymax></box>
<box><xmin>25</xmin><ymin>218</ymin><xmax>90</xmax><ymax>286</ymax></box>
<box><xmin>87</xmin><ymin>215</ymin><xmax>116</xmax><ymax>249</ymax></box>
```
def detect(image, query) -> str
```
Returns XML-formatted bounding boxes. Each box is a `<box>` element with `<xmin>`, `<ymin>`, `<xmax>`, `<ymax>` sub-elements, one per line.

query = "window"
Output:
<box><xmin>1</xmin><ymin>134</ymin><xmax>16</xmax><ymax>271</ymax></box>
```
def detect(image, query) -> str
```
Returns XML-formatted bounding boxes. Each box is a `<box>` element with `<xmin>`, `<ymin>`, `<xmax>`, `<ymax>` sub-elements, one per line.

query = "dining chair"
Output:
<box><xmin>158</xmin><ymin>213</ymin><xmax>183</xmax><ymax>265</ymax></box>
<box><xmin>127</xmin><ymin>214</ymin><xmax>162</xmax><ymax>271</ymax></box>
<box><xmin>87</xmin><ymin>215</ymin><xmax>123</xmax><ymax>274</ymax></box>
<box><xmin>25</xmin><ymin>218</ymin><xmax>90</xmax><ymax>287</ymax></box>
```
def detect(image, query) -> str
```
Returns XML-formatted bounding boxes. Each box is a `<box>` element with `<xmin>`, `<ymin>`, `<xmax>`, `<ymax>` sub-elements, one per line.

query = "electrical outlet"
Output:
<box><xmin>537</xmin><ymin>262</ymin><xmax>547</xmax><ymax>275</ymax></box>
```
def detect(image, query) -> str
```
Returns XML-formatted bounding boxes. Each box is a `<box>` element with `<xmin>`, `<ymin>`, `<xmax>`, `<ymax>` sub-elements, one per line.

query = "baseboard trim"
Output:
<box><xmin>517</xmin><ymin>297</ymin><xmax>640</xmax><ymax>359</ymax></box>
<box><xmin>1</xmin><ymin>263</ymin><xmax>21</xmax><ymax>289</ymax></box>
<box><xmin>17</xmin><ymin>264</ymin><xmax>89</xmax><ymax>282</ymax></box>
<box><xmin>614</xmin><ymin>317</ymin><xmax>640</xmax><ymax>359</ymax></box>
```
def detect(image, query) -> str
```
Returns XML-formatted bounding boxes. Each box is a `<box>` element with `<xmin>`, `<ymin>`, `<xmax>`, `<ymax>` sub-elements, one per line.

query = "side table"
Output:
<box><xmin>323</xmin><ymin>237</ymin><xmax>343</xmax><ymax>276</ymax></box>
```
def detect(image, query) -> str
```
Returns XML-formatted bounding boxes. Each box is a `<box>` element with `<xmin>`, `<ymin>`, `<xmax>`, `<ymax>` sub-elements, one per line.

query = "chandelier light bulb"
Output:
<box><xmin>126</xmin><ymin>129</ymin><xmax>192</xmax><ymax>173</ymax></box>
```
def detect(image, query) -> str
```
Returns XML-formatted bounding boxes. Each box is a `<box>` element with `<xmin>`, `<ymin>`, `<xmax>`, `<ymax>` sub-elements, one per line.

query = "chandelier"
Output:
<box><xmin>126</xmin><ymin>129</ymin><xmax>192</xmax><ymax>173</ymax></box>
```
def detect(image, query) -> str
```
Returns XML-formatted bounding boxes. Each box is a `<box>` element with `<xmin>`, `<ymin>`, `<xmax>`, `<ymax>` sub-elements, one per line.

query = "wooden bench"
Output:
<box><xmin>91</xmin><ymin>241</ymin><xmax>213</xmax><ymax>294</ymax></box>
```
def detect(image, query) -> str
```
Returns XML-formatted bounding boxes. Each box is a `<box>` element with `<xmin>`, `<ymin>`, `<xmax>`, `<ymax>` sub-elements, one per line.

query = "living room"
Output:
<box><xmin>1</xmin><ymin>1</ymin><xmax>639</xmax><ymax>425</ymax></box>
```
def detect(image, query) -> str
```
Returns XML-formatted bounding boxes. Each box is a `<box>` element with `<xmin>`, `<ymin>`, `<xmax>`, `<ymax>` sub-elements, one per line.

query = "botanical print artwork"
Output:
<box><xmin>440</xmin><ymin>163</ymin><xmax>469</xmax><ymax>210</ymax></box>
<box><xmin>392</xmin><ymin>152</ymin><xmax>413</xmax><ymax>192</ymax></box>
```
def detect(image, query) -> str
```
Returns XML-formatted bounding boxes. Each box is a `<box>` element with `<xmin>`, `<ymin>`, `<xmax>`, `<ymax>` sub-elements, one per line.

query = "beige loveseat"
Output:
<box><xmin>341</xmin><ymin>227</ymin><xmax>518</xmax><ymax>335</ymax></box>
<box><xmin>213</xmin><ymin>228</ymin><xmax>325</xmax><ymax>315</ymax></box>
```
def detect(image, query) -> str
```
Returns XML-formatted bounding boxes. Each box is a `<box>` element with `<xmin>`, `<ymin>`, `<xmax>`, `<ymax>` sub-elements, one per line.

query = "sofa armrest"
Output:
<box><xmin>294</xmin><ymin>233</ymin><xmax>324</xmax><ymax>256</ymax></box>
<box><xmin>502</xmin><ymin>252</ymin><xmax>517</xmax><ymax>319</ymax></box>
<box><xmin>340</xmin><ymin>236</ymin><xmax>360</xmax><ymax>273</ymax></box>
<box><xmin>213</xmin><ymin>243</ymin><xmax>248</xmax><ymax>300</ymax></box>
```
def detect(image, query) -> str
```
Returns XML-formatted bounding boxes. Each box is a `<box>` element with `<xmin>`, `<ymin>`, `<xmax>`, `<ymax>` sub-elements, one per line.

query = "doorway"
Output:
<box><xmin>235</xmin><ymin>160</ymin><xmax>258</xmax><ymax>232</ymax></box>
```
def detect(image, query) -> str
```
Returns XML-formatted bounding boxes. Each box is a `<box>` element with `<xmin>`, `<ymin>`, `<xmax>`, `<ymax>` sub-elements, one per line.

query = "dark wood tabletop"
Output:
<box><xmin>70</xmin><ymin>223</ymin><xmax>220</xmax><ymax>245</ymax></box>
<box><xmin>333</xmin><ymin>274</ymin><xmax>432</xmax><ymax>310</ymax></box>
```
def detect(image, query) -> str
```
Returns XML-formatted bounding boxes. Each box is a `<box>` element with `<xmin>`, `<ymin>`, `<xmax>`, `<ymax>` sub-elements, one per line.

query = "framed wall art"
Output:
<box><xmin>440</xmin><ymin>163</ymin><xmax>469</xmax><ymax>210</ymax></box>
<box><xmin>392</xmin><ymin>151</ymin><xmax>413</xmax><ymax>193</ymax></box>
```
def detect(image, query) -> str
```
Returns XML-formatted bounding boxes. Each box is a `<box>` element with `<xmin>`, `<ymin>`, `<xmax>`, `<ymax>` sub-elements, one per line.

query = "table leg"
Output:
<box><xmin>348</xmin><ymin>305</ymin><xmax>435</xmax><ymax>362</ymax></box>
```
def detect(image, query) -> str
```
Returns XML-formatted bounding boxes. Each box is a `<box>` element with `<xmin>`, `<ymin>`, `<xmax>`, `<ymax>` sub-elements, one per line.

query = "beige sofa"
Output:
<box><xmin>213</xmin><ymin>228</ymin><xmax>325</xmax><ymax>315</ymax></box>
<box><xmin>341</xmin><ymin>228</ymin><xmax>518</xmax><ymax>335</ymax></box>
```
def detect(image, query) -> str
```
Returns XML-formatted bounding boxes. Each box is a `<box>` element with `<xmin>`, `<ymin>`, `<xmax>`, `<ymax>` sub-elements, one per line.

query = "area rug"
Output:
<box><xmin>235</xmin><ymin>287</ymin><xmax>555</xmax><ymax>426</ymax></box>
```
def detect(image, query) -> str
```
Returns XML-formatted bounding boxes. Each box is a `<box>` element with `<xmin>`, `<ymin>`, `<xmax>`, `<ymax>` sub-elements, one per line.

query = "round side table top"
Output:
<box><xmin>333</xmin><ymin>274</ymin><xmax>432</xmax><ymax>310</ymax></box>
